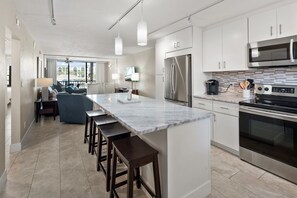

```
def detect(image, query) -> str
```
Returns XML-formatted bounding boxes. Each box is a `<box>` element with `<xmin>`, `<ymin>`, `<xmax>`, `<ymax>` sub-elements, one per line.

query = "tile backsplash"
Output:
<box><xmin>213</xmin><ymin>67</ymin><xmax>297</xmax><ymax>91</ymax></box>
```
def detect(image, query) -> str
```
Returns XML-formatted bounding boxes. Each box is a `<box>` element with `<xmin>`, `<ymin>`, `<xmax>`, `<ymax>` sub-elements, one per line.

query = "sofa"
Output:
<box><xmin>57</xmin><ymin>93</ymin><xmax>93</xmax><ymax>124</ymax></box>
<box><xmin>65</xmin><ymin>86</ymin><xmax>87</xmax><ymax>94</ymax></box>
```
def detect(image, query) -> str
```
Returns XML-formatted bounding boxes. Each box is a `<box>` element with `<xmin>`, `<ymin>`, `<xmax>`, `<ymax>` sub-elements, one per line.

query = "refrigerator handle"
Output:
<box><xmin>171</xmin><ymin>63</ymin><xmax>174</xmax><ymax>94</ymax></box>
<box><xmin>174</xmin><ymin>63</ymin><xmax>177</xmax><ymax>94</ymax></box>
<box><xmin>170</xmin><ymin>63</ymin><xmax>173</xmax><ymax>94</ymax></box>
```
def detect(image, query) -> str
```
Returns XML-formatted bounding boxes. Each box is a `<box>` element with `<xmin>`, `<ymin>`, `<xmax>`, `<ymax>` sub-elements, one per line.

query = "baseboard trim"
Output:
<box><xmin>0</xmin><ymin>170</ymin><xmax>7</xmax><ymax>191</ymax></box>
<box><xmin>183</xmin><ymin>180</ymin><xmax>211</xmax><ymax>198</ymax></box>
<box><xmin>10</xmin><ymin>119</ymin><xmax>34</xmax><ymax>153</ymax></box>
<box><xmin>10</xmin><ymin>143</ymin><xmax>21</xmax><ymax>153</ymax></box>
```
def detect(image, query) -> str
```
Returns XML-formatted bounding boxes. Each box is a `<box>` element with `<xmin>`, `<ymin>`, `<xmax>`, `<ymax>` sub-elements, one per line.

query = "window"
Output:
<box><xmin>56</xmin><ymin>61</ymin><xmax>96</xmax><ymax>88</ymax></box>
<box><xmin>7</xmin><ymin>65</ymin><xmax>11</xmax><ymax>87</ymax></box>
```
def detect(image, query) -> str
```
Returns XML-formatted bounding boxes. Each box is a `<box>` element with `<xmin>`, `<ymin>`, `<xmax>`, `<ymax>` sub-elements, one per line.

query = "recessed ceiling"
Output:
<box><xmin>12</xmin><ymin>0</ymin><xmax>283</xmax><ymax>58</ymax></box>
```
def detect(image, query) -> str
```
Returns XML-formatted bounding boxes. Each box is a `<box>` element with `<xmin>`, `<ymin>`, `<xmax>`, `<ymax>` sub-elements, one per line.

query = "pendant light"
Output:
<box><xmin>137</xmin><ymin>0</ymin><xmax>147</xmax><ymax>46</ymax></box>
<box><xmin>115</xmin><ymin>23</ymin><xmax>123</xmax><ymax>55</ymax></box>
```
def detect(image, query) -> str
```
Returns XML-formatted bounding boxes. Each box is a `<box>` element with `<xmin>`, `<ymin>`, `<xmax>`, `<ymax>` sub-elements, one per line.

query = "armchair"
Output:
<box><xmin>57</xmin><ymin>93</ymin><xmax>93</xmax><ymax>124</ymax></box>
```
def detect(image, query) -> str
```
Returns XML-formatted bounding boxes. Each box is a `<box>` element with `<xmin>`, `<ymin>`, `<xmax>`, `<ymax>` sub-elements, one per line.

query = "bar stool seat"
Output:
<box><xmin>84</xmin><ymin>110</ymin><xmax>106</xmax><ymax>153</ymax></box>
<box><xmin>97</xmin><ymin>123</ymin><xmax>131</xmax><ymax>191</ymax></box>
<box><xmin>91</xmin><ymin>116</ymin><xmax>118</xmax><ymax>155</ymax></box>
<box><xmin>110</xmin><ymin>136</ymin><xmax>161</xmax><ymax>198</ymax></box>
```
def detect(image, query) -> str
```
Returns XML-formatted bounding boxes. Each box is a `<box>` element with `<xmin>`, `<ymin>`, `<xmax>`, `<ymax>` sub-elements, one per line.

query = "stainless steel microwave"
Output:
<box><xmin>248</xmin><ymin>36</ymin><xmax>297</xmax><ymax>67</ymax></box>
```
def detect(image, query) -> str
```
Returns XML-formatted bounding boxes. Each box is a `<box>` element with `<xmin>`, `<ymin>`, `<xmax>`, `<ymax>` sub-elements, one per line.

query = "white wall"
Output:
<box><xmin>107</xmin><ymin>48</ymin><xmax>156</xmax><ymax>98</ymax></box>
<box><xmin>0</xmin><ymin>0</ymin><xmax>42</xmax><ymax>180</ymax></box>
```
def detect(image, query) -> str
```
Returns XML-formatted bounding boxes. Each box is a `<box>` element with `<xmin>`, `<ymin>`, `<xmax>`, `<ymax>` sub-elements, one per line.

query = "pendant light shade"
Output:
<box><xmin>137</xmin><ymin>20</ymin><xmax>147</xmax><ymax>46</ymax></box>
<box><xmin>115</xmin><ymin>35</ymin><xmax>123</xmax><ymax>55</ymax></box>
<box><xmin>137</xmin><ymin>1</ymin><xmax>147</xmax><ymax>46</ymax></box>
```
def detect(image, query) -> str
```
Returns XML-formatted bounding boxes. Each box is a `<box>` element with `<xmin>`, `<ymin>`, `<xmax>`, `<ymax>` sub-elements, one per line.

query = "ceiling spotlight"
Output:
<box><xmin>137</xmin><ymin>0</ymin><xmax>147</xmax><ymax>46</ymax></box>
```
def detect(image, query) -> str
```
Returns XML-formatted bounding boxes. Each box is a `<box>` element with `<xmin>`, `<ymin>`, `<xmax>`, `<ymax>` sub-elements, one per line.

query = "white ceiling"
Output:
<box><xmin>12</xmin><ymin>0</ymin><xmax>283</xmax><ymax>59</ymax></box>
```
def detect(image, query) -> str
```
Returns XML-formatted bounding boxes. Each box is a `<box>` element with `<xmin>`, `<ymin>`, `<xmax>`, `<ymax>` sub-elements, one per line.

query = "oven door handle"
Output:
<box><xmin>240</xmin><ymin>106</ymin><xmax>297</xmax><ymax>122</ymax></box>
<box><xmin>290</xmin><ymin>38</ymin><xmax>295</xmax><ymax>63</ymax></box>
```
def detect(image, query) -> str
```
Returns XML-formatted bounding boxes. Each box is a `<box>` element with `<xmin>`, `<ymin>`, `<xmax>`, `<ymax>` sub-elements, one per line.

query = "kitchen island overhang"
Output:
<box><xmin>87</xmin><ymin>93</ymin><xmax>212</xmax><ymax>198</ymax></box>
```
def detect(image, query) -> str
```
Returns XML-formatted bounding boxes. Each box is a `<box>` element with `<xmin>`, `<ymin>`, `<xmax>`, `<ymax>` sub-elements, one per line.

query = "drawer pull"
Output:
<box><xmin>220</xmin><ymin>107</ymin><xmax>229</xmax><ymax>110</ymax></box>
<box><xmin>198</xmin><ymin>103</ymin><xmax>206</xmax><ymax>106</ymax></box>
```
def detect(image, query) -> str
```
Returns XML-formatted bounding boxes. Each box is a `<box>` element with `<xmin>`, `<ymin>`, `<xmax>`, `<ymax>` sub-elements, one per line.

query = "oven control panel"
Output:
<box><xmin>255</xmin><ymin>84</ymin><xmax>297</xmax><ymax>97</ymax></box>
<box><xmin>272</xmin><ymin>87</ymin><xmax>295</xmax><ymax>94</ymax></box>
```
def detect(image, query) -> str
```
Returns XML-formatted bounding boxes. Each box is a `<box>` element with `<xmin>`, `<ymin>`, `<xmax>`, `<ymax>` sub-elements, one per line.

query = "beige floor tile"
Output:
<box><xmin>29</xmin><ymin>168</ymin><xmax>60</xmax><ymax>198</ymax></box>
<box><xmin>2</xmin><ymin>116</ymin><xmax>296</xmax><ymax>198</ymax></box>
<box><xmin>211</xmin><ymin>154</ymin><xmax>239</xmax><ymax>178</ymax></box>
<box><xmin>216</xmin><ymin>151</ymin><xmax>265</xmax><ymax>179</ymax></box>
<box><xmin>207</xmin><ymin>187</ymin><xmax>227</xmax><ymax>198</ymax></box>
<box><xmin>259</xmin><ymin>172</ymin><xmax>297</xmax><ymax>198</ymax></box>
<box><xmin>212</xmin><ymin>171</ymin><xmax>257</xmax><ymax>198</ymax></box>
<box><xmin>231</xmin><ymin>171</ymin><xmax>289</xmax><ymax>198</ymax></box>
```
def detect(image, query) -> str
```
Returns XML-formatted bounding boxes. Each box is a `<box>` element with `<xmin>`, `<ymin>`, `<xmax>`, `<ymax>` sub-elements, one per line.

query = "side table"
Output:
<box><xmin>35</xmin><ymin>98</ymin><xmax>58</xmax><ymax>122</ymax></box>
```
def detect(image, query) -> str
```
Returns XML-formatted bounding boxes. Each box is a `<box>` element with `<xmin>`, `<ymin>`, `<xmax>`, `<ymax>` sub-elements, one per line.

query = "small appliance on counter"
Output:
<box><xmin>206</xmin><ymin>79</ymin><xmax>219</xmax><ymax>95</ymax></box>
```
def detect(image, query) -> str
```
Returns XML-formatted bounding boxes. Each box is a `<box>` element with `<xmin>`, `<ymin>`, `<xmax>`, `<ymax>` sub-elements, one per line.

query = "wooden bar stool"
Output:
<box><xmin>97</xmin><ymin>123</ymin><xmax>131</xmax><ymax>192</ymax></box>
<box><xmin>84</xmin><ymin>110</ymin><xmax>106</xmax><ymax>153</ymax></box>
<box><xmin>110</xmin><ymin>136</ymin><xmax>161</xmax><ymax>198</ymax></box>
<box><xmin>91</xmin><ymin>116</ymin><xmax>118</xmax><ymax>155</ymax></box>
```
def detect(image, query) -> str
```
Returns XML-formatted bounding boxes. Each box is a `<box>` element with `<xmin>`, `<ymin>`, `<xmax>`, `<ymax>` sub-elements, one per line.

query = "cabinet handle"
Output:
<box><xmin>213</xmin><ymin>114</ymin><xmax>216</xmax><ymax>122</ymax></box>
<box><xmin>198</xmin><ymin>103</ymin><xmax>206</xmax><ymax>106</ymax></box>
<box><xmin>174</xmin><ymin>42</ymin><xmax>177</xmax><ymax>48</ymax></box>
<box><xmin>223</xmin><ymin>61</ymin><xmax>226</xmax><ymax>69</ymax></box>
<box><xmin>279</xmin><ymin>24</ymin><xmax>282</xmax><ymax>35</ymax></box>
<box><xmin>162</xmin><ymin>76</ymin><xmax>164</xmax><ymax>82</ymax></box>
<box><xmin>218</xmin><ymin>62</ymin><xmax>221</xmax><ymax>69</ymax></box>
<box><xmin>270</xmin><ymin>26</ymin><xmax>273</xmax><ymax>36</ymax></box>
<box><xmin>177</xmin><ymin>42</ymin><xmax>180</xmax><ymax>48</ymax></box>
<box><xmin>220</xmin><ymin>107</ymin><xmax>229</xmax><ymax>110</ymax></box>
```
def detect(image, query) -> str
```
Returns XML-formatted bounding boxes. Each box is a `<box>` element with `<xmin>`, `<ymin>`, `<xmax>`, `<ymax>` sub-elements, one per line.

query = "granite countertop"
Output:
<box><xmin>193</xmin><ymin>92</ymin><xmax>254</xmax><ymax>104</ymax></box>
<box><xmin>87</xmin><ymin>93</ymin><xmax>212</xmax><ymax>135</ymax></box>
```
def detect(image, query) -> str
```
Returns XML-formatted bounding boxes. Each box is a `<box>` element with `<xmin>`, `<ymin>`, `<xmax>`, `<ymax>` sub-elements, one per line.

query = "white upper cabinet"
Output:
<box><xmin>249</xmin><ymin>10</ymin><xmax>277</xmax><ymax>43</ymax></box>
<box><xmin>165</xmin><ymin>27</ymin><xmax>192</xmax><ymax>52</ymax></box>
<box><xmin>203</xmin><ymin>26</ymin><xmax>222</xmax><ymax>72</ymax></box>
<box><xmin>203</xmin><ymin>18</ymin><xmax>248</xmax><ymax>72</ymax></box>
<box><xmin>277</xmin><ymin>2</ymin><xmax>297</xmax><ymax>38</ymax></box>
<box><xmin>222</xmin><ymin>18</ymin><xmax>248</xmax><ymax>71</ymax></box>
<box><xmin>155</xmin><ymin>38</ymin><xmax>166</xmax><ymax>75</ymax></box>
<box><xmin>249</xmin><ymin>2</ymin><xmax>297</xmax><ymax>43</ymax></box>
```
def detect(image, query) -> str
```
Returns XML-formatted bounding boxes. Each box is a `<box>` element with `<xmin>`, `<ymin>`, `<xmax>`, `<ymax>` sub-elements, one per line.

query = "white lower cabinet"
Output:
<box><xmin>213</xmin><ymin>112</ymin><xmax>239</xmax><ymax>152</ymax></box>
<box><xmin>193</xmin><ymin>98</ymin><xmax>239</xmax><ymax>153</ymax></box>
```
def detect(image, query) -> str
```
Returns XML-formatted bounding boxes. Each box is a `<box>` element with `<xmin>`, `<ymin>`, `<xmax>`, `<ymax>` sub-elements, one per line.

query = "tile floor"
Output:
<box><xmin>0</xmin><ymin>115</ymin><xmax>297</xmax><ymax>198</ymax></box>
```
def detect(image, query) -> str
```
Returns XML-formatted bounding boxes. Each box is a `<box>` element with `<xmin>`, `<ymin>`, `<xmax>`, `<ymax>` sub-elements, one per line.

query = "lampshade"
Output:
<box><xmin>131</xmin><ymin>73</ymin><xmax>140</xmax><ymax>82</ymax></box>
<box><xmin>36</xmin><ymin>78</ymin><xmax>53</xmax><ymax>87</ymax></box>
<box><xmin>137</xmin><ymin>20</ymin><xmax>147</xmax><ymax>46</ymax></box>
<box><xmin>112</xmin><ymin>73</ymin><xmax>119</xmax><ymax>80</ymax></box>
<box><xmin>115</xmin><ymin>35</ymin><xmax>123</xmax><ymax>55</ymax></box>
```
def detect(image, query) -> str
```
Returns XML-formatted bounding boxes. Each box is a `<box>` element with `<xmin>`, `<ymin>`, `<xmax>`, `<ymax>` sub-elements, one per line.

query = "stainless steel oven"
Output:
<box><xmin>248</xmin><ymin>35</ymin><xmax>297</xmax><ymax>67</ymax></box>
<box><xmin>239</xmin><ymin>84</ymin><xmax>297</xmax><ymax>184</ymax></box>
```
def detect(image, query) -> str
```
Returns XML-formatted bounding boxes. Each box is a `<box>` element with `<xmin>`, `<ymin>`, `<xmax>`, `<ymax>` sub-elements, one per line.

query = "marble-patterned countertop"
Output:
<box><xmin>193</xmin><ymin>92</ymin><xmax>254</xmax><ymax>104</ymax></box>
<box><xmin>87</xmin><ymin>93</ymin><xmax>212</xmax><ymax>135</ymax></box>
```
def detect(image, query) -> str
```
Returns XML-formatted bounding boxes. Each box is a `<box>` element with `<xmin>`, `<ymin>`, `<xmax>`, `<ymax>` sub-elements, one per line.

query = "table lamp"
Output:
<box><xmin>131</xmin><ymin>73</ymin><xmax>139</xmax><ymax>90</ymax></box>
<box><xmin>37</xmin><ymin>78</ymin><xmax>53</xmax><ymax>101</ymax></box>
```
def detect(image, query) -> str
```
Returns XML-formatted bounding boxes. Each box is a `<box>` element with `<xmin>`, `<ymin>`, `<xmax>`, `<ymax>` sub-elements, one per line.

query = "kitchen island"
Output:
<box><xmin>87</xmin><ymin>93</ymin><xmax>212</xmax><ymax>198</ymax></box>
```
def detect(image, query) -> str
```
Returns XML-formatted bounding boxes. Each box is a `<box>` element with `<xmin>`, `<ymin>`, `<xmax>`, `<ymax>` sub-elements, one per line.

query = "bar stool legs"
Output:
<box><xmin>110</xmin><ymin>136</ymin><xmax>162</xmax><ymax>198</ymax></box>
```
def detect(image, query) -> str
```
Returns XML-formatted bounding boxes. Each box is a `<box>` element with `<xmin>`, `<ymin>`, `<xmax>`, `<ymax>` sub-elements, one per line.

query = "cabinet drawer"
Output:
<box><xmin>213</xmin><ymin>101</ymin><xmax>239</xmax><ymax>116</ymax></box>
<box><xmin>193</xmin><ymin>98</ymin><xmax>213</xmax><ymax>111</ymax></box>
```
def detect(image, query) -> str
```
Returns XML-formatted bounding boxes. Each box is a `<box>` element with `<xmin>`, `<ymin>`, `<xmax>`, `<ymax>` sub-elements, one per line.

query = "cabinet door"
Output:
<box><xmin>155</xmin><ymin>74</ymin><xmax>164</xmax><ymax>100</ymax></box>
<box><xmin>155</xmin><ymin>38</ymin><xmax>166</xmax><ymax>75</ymax></box>
<box><xmin>222</xmin><ymin>18</ymin><xmax>248</xmax><ymax>71</ymax></box>
<box><xmin>213</xmin><ymin>112</ymin><xmax>239</xmax><ymax>152</ymax></box>
<box><xmin>277</xmin><ymin>2</ymin><xmax>297</xmax><ymax>38</ymax></box>
<box><xmin>165</xmin><ymin>27</ymin><xmax>193</xmax><ymax>52</ymax></box>
<box><xmin>203</xmin><ymin>27</ymin><xmax>223</xmax><ymax>72</ymax></box>
<box><xmin>249</xmin><ymin>9</ymin><xmax>277</xmax><ymax>43</ymax></box>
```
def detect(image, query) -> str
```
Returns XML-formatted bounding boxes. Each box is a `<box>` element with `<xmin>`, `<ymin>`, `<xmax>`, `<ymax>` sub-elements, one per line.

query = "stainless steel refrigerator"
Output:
<box><xmin>164</xmin><ymin>54</ymin><xmax>192</xmax><ymax>107</ymax></box>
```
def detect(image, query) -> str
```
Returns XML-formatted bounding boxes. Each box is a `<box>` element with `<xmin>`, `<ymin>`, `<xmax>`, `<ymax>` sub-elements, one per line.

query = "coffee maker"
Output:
<box><xmin>206</xmin><ymin>79</ymin><xmax>219</xmax><ymax>95</ymax></box>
